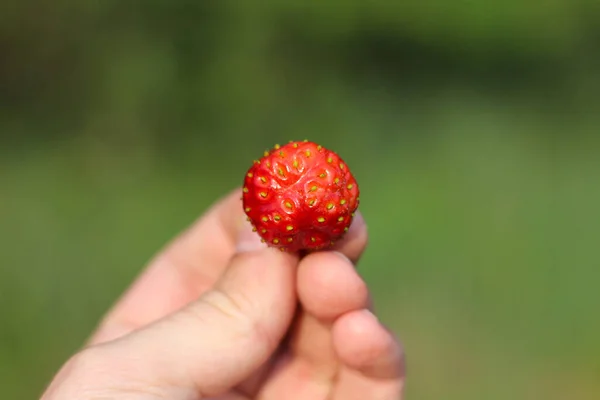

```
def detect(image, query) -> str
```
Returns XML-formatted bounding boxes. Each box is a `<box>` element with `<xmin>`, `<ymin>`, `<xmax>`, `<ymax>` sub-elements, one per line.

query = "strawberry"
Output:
<box><xmin>242</xmin><ymin>140</ymin><xmax>360</xmax><ymax>252</ymax></box>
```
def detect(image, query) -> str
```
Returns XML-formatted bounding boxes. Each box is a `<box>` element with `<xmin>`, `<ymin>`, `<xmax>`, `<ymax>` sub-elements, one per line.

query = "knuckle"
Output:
<box><xmin>195</xmin><ymin>288</ymin><xmax>277</xmax><ymax>351</ymax></box>
<box><xmin>201</xmin><ymin>288</ymin><xmax>251</xmax><ymax>323</ymax></box>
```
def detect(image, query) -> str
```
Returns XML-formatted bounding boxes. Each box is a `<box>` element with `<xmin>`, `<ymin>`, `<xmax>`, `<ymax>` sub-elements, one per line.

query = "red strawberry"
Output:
<box><xmin>242</xmin><ymin>140</ymin><xmax>360</xmax><ymax>253</ymax></box>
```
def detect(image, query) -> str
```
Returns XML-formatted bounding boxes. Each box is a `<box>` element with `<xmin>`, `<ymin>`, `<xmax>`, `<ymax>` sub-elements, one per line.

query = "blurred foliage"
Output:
<box><xmin>1</xmin><ymin>1</ymin><xmax>600</xmax><ymax>399</ymax></box>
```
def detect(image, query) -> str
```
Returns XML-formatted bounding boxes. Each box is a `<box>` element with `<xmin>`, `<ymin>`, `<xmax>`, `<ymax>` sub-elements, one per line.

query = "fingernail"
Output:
<box><xmin>331</xmin><ymin>250</ymin><xmax>353</xmax><ymax>265</ymax></box>
<box><xmin>361</xmin><ymin>309</ymin><xmax>379</xmax><ymax>323</ymax></box>
<box><xmin>236</xmin><ymin>220</ymin><xmax>266</xmax><ymax>252</ymax></box>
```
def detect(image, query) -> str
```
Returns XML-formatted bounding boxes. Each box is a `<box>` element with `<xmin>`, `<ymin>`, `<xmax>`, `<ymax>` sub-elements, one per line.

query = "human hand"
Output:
<box><xmin>41</xmin><ymin>188</ymin><xmax>405</xmax><ymax>399</ymax></box>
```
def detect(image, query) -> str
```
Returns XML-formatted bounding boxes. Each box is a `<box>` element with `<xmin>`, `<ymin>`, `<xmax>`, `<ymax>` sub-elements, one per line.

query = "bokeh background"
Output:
<box><xmin>2</xmin><ymin>2</ymin><xmax>600</xmax><ymax>399</ymax></box>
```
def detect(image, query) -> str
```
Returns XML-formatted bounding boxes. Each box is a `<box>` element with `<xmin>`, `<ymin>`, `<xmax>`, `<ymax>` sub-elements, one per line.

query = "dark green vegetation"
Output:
<box><xmin>1</xmin><ymin>2</ymin><xmax>599</xmax><ymax>399</ymax></box>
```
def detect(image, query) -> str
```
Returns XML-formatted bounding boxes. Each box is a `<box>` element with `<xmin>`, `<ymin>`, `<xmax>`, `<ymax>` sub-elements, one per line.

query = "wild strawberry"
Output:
<box><xmin>242</xmin><ymin>140</ymin><xmax>360</xmax><ymax>252</ymax></box>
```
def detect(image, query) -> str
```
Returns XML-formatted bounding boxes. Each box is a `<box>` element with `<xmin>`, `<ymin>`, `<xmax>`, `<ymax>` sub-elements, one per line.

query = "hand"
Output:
<box><xmin>41</xmin><ymin>188</ymin><xmax>405</xmax><ymax>399</ymax></box>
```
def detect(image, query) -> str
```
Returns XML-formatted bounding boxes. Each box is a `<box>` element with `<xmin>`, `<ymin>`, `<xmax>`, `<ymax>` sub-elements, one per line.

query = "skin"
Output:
<box><xmin>40</xmin><ymin>188</ymin><xmax>405</xmax><ymax>400</ymax></box>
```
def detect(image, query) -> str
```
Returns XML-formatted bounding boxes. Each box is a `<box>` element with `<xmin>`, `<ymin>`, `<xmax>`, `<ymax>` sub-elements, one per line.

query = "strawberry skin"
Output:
<box><xmin>242</xmin><ymin>140</ymin><xmax>360</xmax><ymax>252</ymax></box>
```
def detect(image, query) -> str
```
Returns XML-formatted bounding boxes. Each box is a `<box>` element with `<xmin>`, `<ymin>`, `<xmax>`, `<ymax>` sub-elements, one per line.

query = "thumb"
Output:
<box><xmin>61</xmin><ymin>230</ymin><xmax>298</xmax><ymax>399</ymax></box>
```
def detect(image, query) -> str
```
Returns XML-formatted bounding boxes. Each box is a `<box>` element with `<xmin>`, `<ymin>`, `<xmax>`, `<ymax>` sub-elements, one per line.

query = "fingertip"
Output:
<box><xmin>332</xmin><ymin>309</ymin><xmax>405</xmax><ymax>380</ymax></box>
<box><xmin>297</xmin><ymin>251</ymin><xmax>369</xmax><ymax>321</ymax></box>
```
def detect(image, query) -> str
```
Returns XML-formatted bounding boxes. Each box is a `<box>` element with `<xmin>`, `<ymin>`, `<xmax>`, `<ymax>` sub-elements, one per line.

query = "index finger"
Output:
<box><xmin>89</xmin><ymin>187</ymin><xmax>247</xmax><ymax>344</ymax></box>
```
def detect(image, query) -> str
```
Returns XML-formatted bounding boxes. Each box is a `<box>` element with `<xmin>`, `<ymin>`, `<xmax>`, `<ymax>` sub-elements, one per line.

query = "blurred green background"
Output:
<box><xmin>2</xmin><ymin>2</ymin><xmax>599</xmax><ymax>399</ymax></box>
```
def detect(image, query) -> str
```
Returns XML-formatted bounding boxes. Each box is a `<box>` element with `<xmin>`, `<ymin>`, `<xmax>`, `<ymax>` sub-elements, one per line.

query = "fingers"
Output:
<box><xmin>297</xmin><ymin>251</ymin><xmax>369</xmax><ymax>321</ymax></box>
<box><xmin>48</xmin><ymin>247</ymin><xmax>299</xmax><ymax>400</ymax></box>
<box><xmin>89</xmin><ymin>188</ymin><xmax>254</xmax><ymax>344</ymax></box>
<box><xmin>333</xmin><ymin>310</ymin><xmax>404</xmax><ymax>379</ymax></box>
<box><xmin>287</xmin><ymin>251</ymin><xmax>370</xmax><ymax>379</ymax></box>
<box><xmin>254</xmin><ymin>250</ymin><xmax>371</xmax><ymax>399</ymax></box>
<box><xmin>298</xmin><ymin>252</ymin><xmax>405</xmax><ymax>400</ymax></box>
<box><xmin>331</xmin><ymin>310</ymin><xmax>405</xmax><ymax>400</ymax></box>
<box><xmin>256</xmin><ymin>247</ymin><xmax>404</xmax><ymax>400</ymax></box>
<box><xmin>281</xmin><ymin>212</ymin><xmax>369</xmax><ymax>379</ymax></box>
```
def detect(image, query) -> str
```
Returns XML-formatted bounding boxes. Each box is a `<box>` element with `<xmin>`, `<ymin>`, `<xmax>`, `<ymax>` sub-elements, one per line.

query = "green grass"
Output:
<box><xmin>3</xmin><ymin>3</ymin><xmax>600</xmax><ymax>398</ymax></box>
<box><xmin>2</xmin><ymin>90</ymin><xmax>599</xmax><ymax>399</ymax></box>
